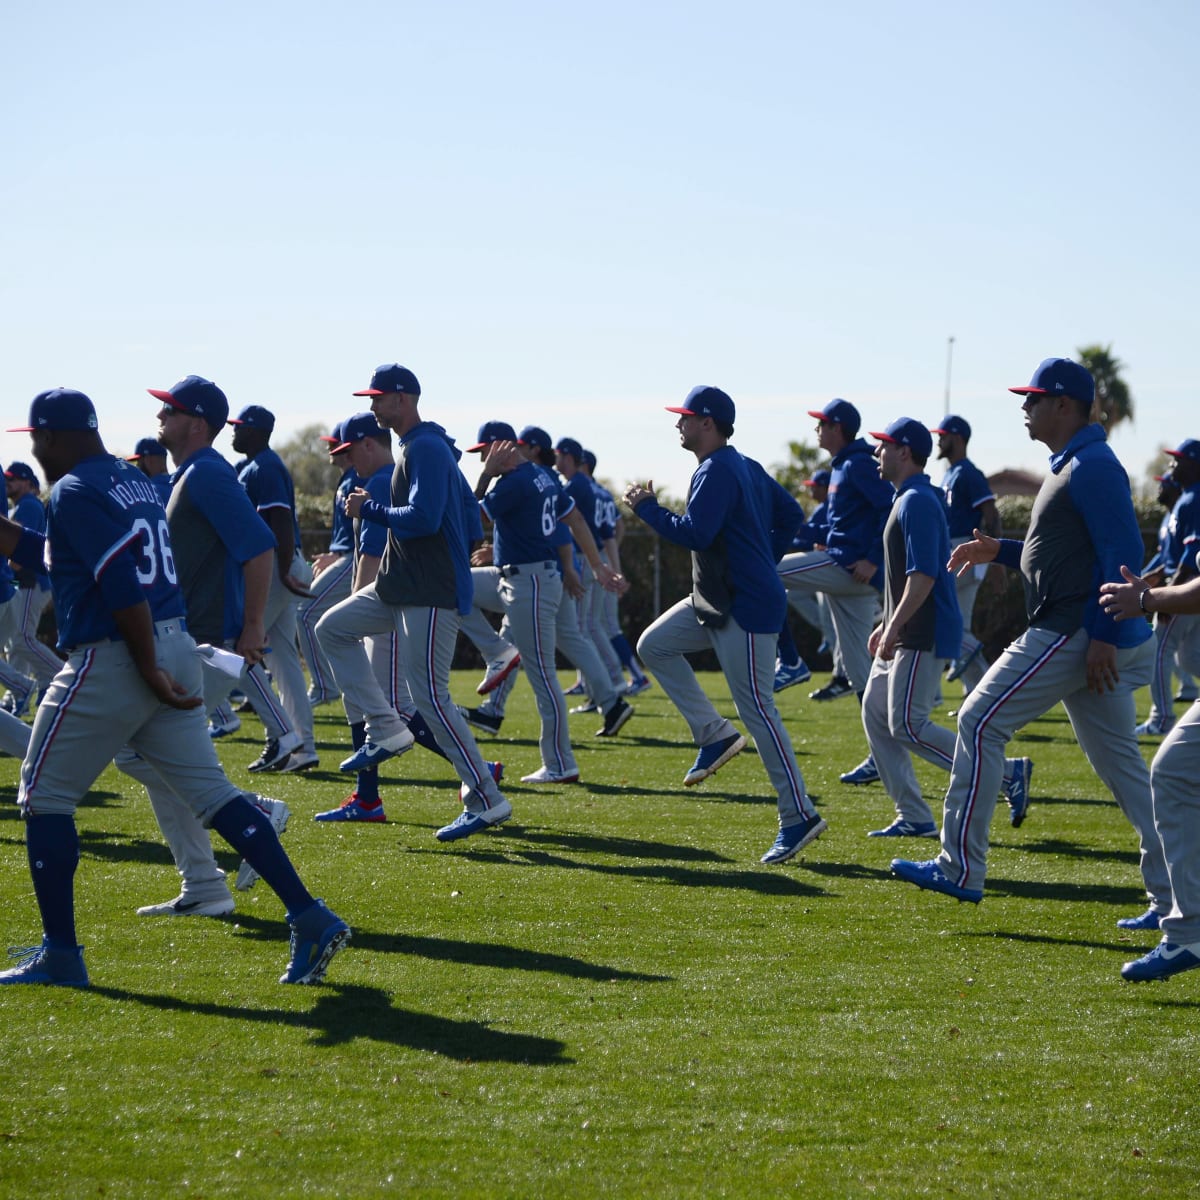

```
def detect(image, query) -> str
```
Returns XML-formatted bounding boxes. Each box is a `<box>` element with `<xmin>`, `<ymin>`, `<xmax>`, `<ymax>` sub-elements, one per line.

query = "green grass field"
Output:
<box><xmin>1</xmin><ymin>672</ymin><xmax>1197</xmax><ymax>1198</ymax></box>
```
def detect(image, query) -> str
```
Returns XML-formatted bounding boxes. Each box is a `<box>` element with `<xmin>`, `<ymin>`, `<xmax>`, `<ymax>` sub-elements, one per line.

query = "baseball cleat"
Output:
<box><xmin>1003</xmin><ymin>757</ymin><xmax>1033</xmax><ymax>827</ymax></box>
<box><xmin>840</xmin><ymin>755</ymin><xmax>880</xmax><ymax>785</ymax></box>
<box><xmin>1121</xmin><ymin>941</ymin><xmax>1200</xmax><ymax>982</ymax></box>
<box><xmin>338</xmin><ymin>726</ymin><xmax>416</xmax><ymax>772</ymax></box>
<box><xmin>564</xmin><ymin>678</ymin><xmax>587</xmax><ymax>696</ymax></box>
<box><xmin>1116</xmin><ymin>907</ymin><xmax>1163</xmax><ymax>931</ymax></box>
<box><xmin>1134</xmin><ymin>715</ymin><xmax>1173</xmax><ymax>737</ymax></box>
<box><xmin>684</xmin><ymin>733</ymin><xmax>747</xmax><ymax>786</ymax></box>
<box><xmin>279</xmin><ymin>750</ymin><xmax>320</xmax><ymax>773</ymax></box>
<box><xmin>458</xmin><ymin>705</ymin><xmax>503</xmax><ymax>734</ymax></box>
<box><xmin>1176</xmin><ymin>687</ymin><xmax>1199</xmax><ymax>703</ymax></box>
<box><xmin>209</xmin><ymin>712</ymin><xmax>241</xmax><ymax>738</ymax></box>
<box><xmin>773</xmin><ymin>660</ymin><xmax>812</xmax><ymax>693</ymax></box>
<box><xmin>625</xmin><ymin>675</ymin><xmax>653</xmax><ymax>696</ymax></box>
<box><xmin>436</xmin><ymin>798</ymin><xmax>514</xmax><ymax>842</ymax></box>
<box><xmin>314</xmin><ymin>793</ymin><xmax>386</xmax><ymax>823</ymax></box>
<box><xmin>570</xmin><ymin>700</ymin><xmax>599</xmax><ymax>714</ymax></box>
<box><xmin>809</xmin><ymin>675</ymin><xmax>854</xmax><ymax>702</ymax></box>
<box><xmin>236</xmin><ymin>796</ymin><xmax>292</xmax><ymax>890</ymax></box>
<box><xmin>946</xmin><ymin>642</ymin><xmax>984</xmax><ymax>683</ymax></box>
<box><xmin>136</xmin><ymin>893</ymin><xmax>237</xmax><ymax>917</ymax></box>
<box><xmin>519</xmin><ymin>766</ymin><xmax>581</xmax><ymax>784</ymax></box>
<box><xmin>890</xmin><ymin>858</ymin><xmax>983</xmax><ymax>903</ymax></box>
<box><xmin>595</xmin><ymin>698</ymin><xmax>633</xmax><ymax>737</ymax></box>
<box><xmin>867</xmin><ymin>818</ymin><xmax>938</xmax><ymax>838</ymax></box>
<box><xmin>280</xmin><ymin>901</ymin><xmax>351</xmax><ymax>985</ymax></box>
<box><xmin>0</xmin><ymin>939</ymin><xmax>89</xmax><ymax>987</ymax></box>
<box><xmin>760</xmin><ymin>814</ymin><xmax>827</xmax><ymax>864</ymax></box>
<box><xmin>247</xmin><ymin>731</ymin><xmax>303</xmax><ymax>773</ymax></box>
<box><xmin>477</xmin><ymin>647</ymin><xmax>521</xmax><ymax>695</ymax></box>
<box><xmin>307</xmin><ymin>688</ymin><xmax>340</xmax><ymax>706</ymax></box>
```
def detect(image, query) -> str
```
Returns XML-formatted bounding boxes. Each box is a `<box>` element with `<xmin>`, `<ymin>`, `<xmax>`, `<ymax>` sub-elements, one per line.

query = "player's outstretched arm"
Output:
<box><xmin>947</xmin><ymin>528</ymin><xmax>1001</xmax><ymax>576</ymax></box>
<box><xmin>1101</xmin><ymin>563</ymin><xmax>1200</xmax><ymax>620</ymax></box>
<box><xmin>112</xmin><ymin>601</ymin><xmax>203</xmax><ymax>711</ymax></box>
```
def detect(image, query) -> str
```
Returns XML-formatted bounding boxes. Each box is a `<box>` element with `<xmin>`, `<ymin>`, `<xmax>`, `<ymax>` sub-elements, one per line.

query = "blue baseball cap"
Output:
<box><xmin>353</xmin><ymin>363</ymin><xmax>421</xmax><ymax>397</ymax></box>
<box><xmin>1154</xmin><ymin>470</ymin><xmax>1176</xmax><ymax>484</ymax></box>
<box><xmin>228</xmin><ymin>404</ymin><xmax>275</xmax><ymax>433</ymax></box>
<box><xmin>807</xmin><ymin>398</ymin><xmax>861</xmax><ymax>438</ymax></box>
<box><xmin>5</xmin><ymin>461</ymin><xmax>40</xmax><ymax>485</ymax></box>
<box><xmin>802</xmin><ymin>468</ymin><xmax>832</xmax><ymax>488</ymax></box>
<box><xmin>666</xmin><ymin>385</ymin><xmax>736</xmax><ymax>427</ymax></box>
<box><xmin>127</xmin><ymin>437</ymin><xmax>167</xmax><ymax>461</ymax></box>
<box><xmin>319</xmin><ymin>421</ymin><xmax>344</xmax><ymax>446</ymax></box>
<box><xmin>148</xmin><ymin>376</ymin><xmax>229</xmax><ymax>428</ymax></box>
<box><xmin>518</xmin><ymin>425</ymin><xmax>551</xmax><ymax>451</ymax></box>
<box><xmin>555</xmin><ymin>436</ymin><xmax>584</xmax><ymax>461</ymax></box>
<box><xmin>870</xmin><ymin>417</ymin><xmax>933</xmax><ymax>461</ymax></box>
<box><xmin>1009</xmin><ymin>358</ymin><xmax>1095</xmax><ymax>407</ymax></box>
<box><xmin>1166</xmin><ymin>439</ymin><xmax>1200</xmax><ymax>464</ymax></box>
<box><xmin>581</xmin><ymin>449</ymin><xmax>597</xmax><ymax>471</ymax></box>
<box><xmin>9</xmin><ymin>387</ymin><xmax>99</xmax><ymax>433</ymax></box>
<box><xmin>931</xmin><ymin>415</ymin><xmax>971</xmax><ymax>441</ymax></box>
<box><xmin>333</xmin><ymin>411</ymin><xmax>387</xmax><ymax>452</ymax></box>
<box><xmin>467</xmin><ymin>420</ymin><xmax>518</xmax><ymax>452</ymax></box>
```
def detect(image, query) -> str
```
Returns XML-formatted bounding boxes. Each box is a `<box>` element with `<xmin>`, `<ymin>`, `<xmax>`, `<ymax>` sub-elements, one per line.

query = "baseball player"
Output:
<box><xmin>297</xmin><ymin>422</ymin><xmax>356</xmax><ymax>709</ymax></box>
<box><xmin>0</xmin><ymin>387</ymin><xmax>348</xmax><ymax>988</ymax></box>
<box><xmin>117</xmin><ymin>374</ymin><xmax>297</xmax><ymax>916</ymax></box>
<box><xmin>1101</xmin><ymin>563</ymin><xmax>1200</xmax><ymax>980</ymax></box>
<box><xmin>1136</xmin><ymin>440</ymin><xmax>1200</xmax><ymax>736</ymax></box>
<box><xmin>891</xmin><ymin>357</ymin><xmax>1170</xmax><ymax>924</ymax></box>
<box><xmin>0</xmin><ymin>550</ymin><xmax>37</xmax><ymax>719</ymax></box>
<box><xmin>336</xmin><ymin>364</ymin><xmax>512</xmax><ymax>841</ymax></box>
<box><xmin>3</xmin><ymin>462</ymin><xmax>63</xmax><ymax>696</ymax></box>
<box><xmin>778</xmin><ymin>399</ymin><xmax>892</xmax><ymax>706</ymax></box>
<box><xmin>773</xmin><ymin>469</ymin><xmax>832</xmax><ymax>693</ymax></box>
<box><xmin>230</xmin><ymin>405</ymin><xmax>318</xmax><ymax>771</ymax></box>
<box><xmin>930</xmin><ymin>415</ymin><xmax>999</xmax><ymax>694</ymax></box>
<box><xmin>126</xmin><ymin>437</ymin><xmax>174</xmax><ymax>506</ymax></box>
<box><xmin>626</xmin><ymin>386</ymin><xmax>825</xmax><ymax>865</ymax></box>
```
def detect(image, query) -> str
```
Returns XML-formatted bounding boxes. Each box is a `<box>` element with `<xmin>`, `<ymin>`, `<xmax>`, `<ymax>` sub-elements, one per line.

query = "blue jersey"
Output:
<box><xmin>358</xmin><ymin>464</ymin><xmax>393</xmax><ymax>559</ymax></box>
<box><xmin>745</xmin><ymin>459</ymin><xmax>805</xmax><ymax>562</ymax></box>
<box><xmin>329</xmin><ymin>468</ymin><xmax>358</xmax><ymax>554</ymax></box>
<box><xmin>10</xmin><ymin>492</ymin><xmax>50</xmax><ymax>587</ymax></box>
<box><xmin>824</xmin><ymin>438</ymin><xmax>893</xmax><ymax>587</ymax></box>
<box><xmin>0</xmin><ymin>556</ymin><xmax>14</xmax><ymax>604</ymax></box>
<box><xmin>149</xmin><ymin>472</ymin><xmax>173</xmax><ymax>508</ymax></box>
<box><xmin>10</xmin><ymin>454</ymin><xmax>185</xmax><ymax>650</ymax></box>
<box><xmin>940</xmin><ymin>457</ymin><xmax>995</xmax><ymax>539</ymax></box>
<box><xmin>238</xmin><ymin>447</ymin><xmax>302</xmax><ymax>549</ymax></box>
<box><xmin>481</xmin><ymin>462</ymin><xmax>575</xmax><ymax>566</ymax></box>
<box><xmin>589</xmin><ymin>478</ymin><xmax>618</xmax><ymax>542</ymax></box>
<box><xmin>1160</xmin><ymin>487</ymin><xmax>1200</xmax><ymax>580</ymax></box>
<box><xmin>883</xmin><ymin>474</ymin><xmax>962</xmax><ymax>659</ymax></box>
<box><xmin>634</xmin><ymin>445</ymin><xmax>786</xmax><ymax>633</ymax></box>
<box><xmin>791</xmin><ymin>498</ymin><xmax>829</xmax><ymax>552</ymax></box>
<box><xmin>562</xmin><ymin>472</ymin><xmax>602</xmax><ymax>547</ymax></box>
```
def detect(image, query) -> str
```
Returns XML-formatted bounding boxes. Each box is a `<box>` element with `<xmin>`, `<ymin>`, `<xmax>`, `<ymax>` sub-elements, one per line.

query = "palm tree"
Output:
<box><xmin>1077</xmin><ymin>344</ymin><xmax>1134</xmax><ymax>433</ymax></box>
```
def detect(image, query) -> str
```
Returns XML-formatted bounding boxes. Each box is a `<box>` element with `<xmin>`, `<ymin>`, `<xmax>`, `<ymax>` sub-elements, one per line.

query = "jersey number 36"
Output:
<box><xmin>132</xmin><ymin>517</ymin><xmax>179</xmax><ymax>586</ymax></box>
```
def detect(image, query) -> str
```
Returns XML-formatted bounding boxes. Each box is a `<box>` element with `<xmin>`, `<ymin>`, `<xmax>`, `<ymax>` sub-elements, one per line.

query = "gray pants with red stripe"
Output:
<box><xmin>935</xmin><ymin>626</ymin><xmax>1169</xmax><ymax>907</ymax></box>
<box><xmin>638</xmin><ymin>598</ymin><xmax>816</xmax><ymax>827</ymax></box>
<box><xmin>1151</xmin><ymin>699</ymin><xmax>1200</xmax><ymax>942</ymax></box>
<box><xmin>862</xmin><ymin>647</ymin><xmax>954</xmax><ymax>827</ymax></box>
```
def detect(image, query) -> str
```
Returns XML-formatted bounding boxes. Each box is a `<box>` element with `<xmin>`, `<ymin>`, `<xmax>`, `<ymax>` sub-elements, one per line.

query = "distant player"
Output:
<box><xmin>126</xmin><ymin>437</ymin><xmax>174</xmax><ymax>506</ymax></box>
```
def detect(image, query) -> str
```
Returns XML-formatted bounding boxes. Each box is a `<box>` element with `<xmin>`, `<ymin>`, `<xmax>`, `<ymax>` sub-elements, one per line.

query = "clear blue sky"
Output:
<box><xmin>2</xmin><ymin>1</ymin><xmax>1194</xmax><ymax>498</ymax></box>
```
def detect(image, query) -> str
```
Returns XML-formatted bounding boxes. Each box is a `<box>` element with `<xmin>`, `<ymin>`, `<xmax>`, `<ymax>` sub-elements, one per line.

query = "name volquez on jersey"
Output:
<box><xmin>107</xmin><ymin>473</ymin><xmax>163</xmax><ymax>511</ymax></box>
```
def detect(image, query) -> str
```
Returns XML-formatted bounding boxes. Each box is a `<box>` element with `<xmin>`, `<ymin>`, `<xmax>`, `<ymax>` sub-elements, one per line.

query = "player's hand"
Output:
<box><xmin>312</xmin><ymin>551</ymin><xmax>340</xmax><ymax>576</ymax></box>
<box><xmin>235</xmin><ymin>620</ymin><xmax>267</xmax><ymax>667</ymax></box>
<box><xmin>623</xmin><ymin>481</ymin><xmax>655</xmax><ymax>510</ymax></box>
<box><xmin>282</xmin><ymin>572</ymin><xmax>314</xmax><ymax>598</ymax></box>
<box><xmin>483</xmin><ymin>440</ymin><xmax>523</xmax><ymax>475</ymax></box>
<box><xmin>144</xmin><ymin>667</ymin><xmax>204</xmax><ymax>711</ymax></box>
<box><xmin>1085</xmin><ymin>638</ymin><xmax>1119</xmax><ymax>694</ymax></box>
<box><xmin>593</xmin><ymin>562</ymin><xmax>628</xmax><ymax>594</ymax></box>
<box><xmin>850</xmin><ymin>558</ymin><xmax>877</xmax><ymax>585</ymax></box>
<box><xmin>948</xmin><ymin>529</ymin><xmax>1000</xmax><ymax>576</ymax></box>
<box><xmin>867</xmin><ymin>625</ymin><xmax>882</xmax><ymax>657</ymax></box>
<box><xmin>562</xmin><ymin>566</ymin><xmax>584</xmax><ymax>600</ymax></box>
<box><xmin>471</xmin><ymin>544</ymin><xmax>494</xmax><ymax>567</ymax></box>
<box><xmin>344</xmin><ymin>487</ymin><xmax>370</xmax><ymax>519</ymax></box>
<box><xmin>1099</xmin><ymin>564</ymin><xmax>1147</xmax><ymax>622</ymax></box>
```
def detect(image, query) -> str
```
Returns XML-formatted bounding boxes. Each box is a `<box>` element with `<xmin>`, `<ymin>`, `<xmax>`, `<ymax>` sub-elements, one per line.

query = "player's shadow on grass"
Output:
<box><xmin>76</xmin><ymin>829</ymin><xmax>175</xmax><ymax>868</ymax></box>
<box><xmin>1006</xmin><ymin>836</ymin><xmax>1139</xmax><ymax>866</ymax></box>
<box><xmin>960</xmin><ymin>929</ymin><xmax>1149</xmax><ymax>954</ymax></box>
<box><xmin>91</xmin><ymin>983</ymin><xmax>572</xmax><ymax>1062</ymax></box>
<box><xmin>984</xmin><ymin>877</ymin><xmax>1145</xmax><ymax>906</ymax></box>
<box><xmin>503</xmin><ymin>827</ymin><xmax>732</xmax><ymax>863</ymax></box>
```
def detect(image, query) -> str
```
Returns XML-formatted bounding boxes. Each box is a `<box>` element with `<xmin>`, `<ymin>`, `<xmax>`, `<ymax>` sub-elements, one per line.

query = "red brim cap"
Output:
<box><xmin>330</xmin><ymin>442</ymin><xmax>352</xmax><ymax>455</ymax></box>
<box><xmin>318</xmin><ymin>436</ymin><xmax>339</xmax><ymax>444</ymax></box>
<box><xmin>664</xmin><ymin>406</ymin><xmax>697</xmax><ymax>415</ymax></box>
<box><xmin>466</xmin><ymin>441</ymin><xmax>491</xmax><ymax>452</ymax></box>
<box><xmin>868</xmin><ymin>431</ymin><xmax>898</xmax><ymax>443</ymax></box>
<box><xmin>6</xmin><ymin>426</ymin><xmax>35</xmax><ymax>433</ymax></box>
<box><xmin>1165</xmin><ymin>449</ymin><xmax>1183</xmax><ymax>458</ymax></box>
<box><xmin>807</xmin><ymin>409</ymin><xmax>831</xmax><ymax>420</ymax></box>
<box><xmin>147</xmin><ymin>388</ymin><xmax>176</xmax><ymax>403</ymax></box>
<box><xmin>352</xmin><ymin>388</ymin><xmax>384</xmax><ymax>397</ymax></box>
<box><xmin>1008</xmin><ymin>386</ymin><xmax>1047</xmax><ymax>396</ymax></box>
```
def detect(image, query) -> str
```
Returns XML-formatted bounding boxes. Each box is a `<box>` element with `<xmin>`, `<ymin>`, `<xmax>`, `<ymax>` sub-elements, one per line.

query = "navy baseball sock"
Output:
<box><xmin>610</xmin><ymin>633</ymin><xmax>646</xmax><ymax>680</ymax></box>
<box><xmin>210</xmin><ymin>795</ymin><xmax>313</xmax><ymax>917</ymax></box>
<box><xmin>776</xmin><ymin>622</ymin><xmax>800</xmax><ymax>669</ymax></box>
<box><xmin>25</xmin><ymin>813</ymin><xmax>80</xmax><ymax>950</ymax></box>
<box><xmin>347</xmin><ymin>723</ymin><xmax>381</xmax><ymax>805</ymax></box>
<box><xmin>405</xmin><ymin>711</ymin><xmax>449</xmax><ymax>760</ymax></box>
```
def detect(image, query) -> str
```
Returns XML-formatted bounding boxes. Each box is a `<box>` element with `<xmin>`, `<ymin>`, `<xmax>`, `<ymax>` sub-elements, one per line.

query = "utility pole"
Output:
<box><xmin>944</xmin><ymin>336</ymin><xmax>955</xmax><ymax>416</ymax></box>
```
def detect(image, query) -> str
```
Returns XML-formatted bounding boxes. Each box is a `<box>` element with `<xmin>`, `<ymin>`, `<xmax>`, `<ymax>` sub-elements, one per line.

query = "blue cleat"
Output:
<box><xmin>773</xmin><ymin>660</ymin><xmax>812</xmax><ymax>693</ymax></box>
<box><xmin>315</xmin><ymin>793</ymin><xmax>386</xmax><ymax>823</ymax></box>
<box><xmin>1122</xmin><ymin>941</ymin><xmax>1200</xmax><ymax>982</ymax></box>
<box><xmin>625</xmin><ymin>676</ymin><xmax>653</xmax><ymax>697</ymax></box>
<box><xmin>1116</xmin><ymin>907</ymin><xmax>1162</xmax><ymax>931</ymax></box>
<box><xmin>890</xmin><ymin>858</ymin><xmax>983</xmax><ymax>903</ymax></box>
<box><xmin>564</xmin><ymin>678</ymin><xmax>586</xmax><ymax>696</ymax></box>
<box><xmin>1004</xmin><ymin>757</ymin><xmax>1033</xmax><ymax>827</ymax></box>
<box><xmin>683</xmin><ymin>733</ymin><xmax>747</xmax><ymax>786</ymax></box>
<box><xmin>840</xmin><ymin>755</ymin><xmax>880</xmax><ymax>785</ymax></box>
<box><xmin>436</xmin><ymin>798</ymin><xmax>514</xmax><ymax>842</ymax></box>
<box><xmin>946</xmin><ymin>642</ymin><xmax>984</xmax><ymax>683</ymax></box>
<box><xmin>868</xmin><ymin>818</ymin><xmax>938</xmax><ymax>838</ymax></box>
<box><xmin>0</xmin><ymin>939</ymin><xmax>89</xmax><ymax>987</ymax></box>
<box><xmin>280</xmin><ymin>901</ymin><xmax>350</xmax><ymax>984</ymax></box>
<box><xmin>761</xmin><ymin>814</ymin><xmax>827</xmax><ymax>864</ymax></box>
<box><xmin>338</xmin><ymin>727</ymin><xmax>415</xmax><ymax>773</ymax></box>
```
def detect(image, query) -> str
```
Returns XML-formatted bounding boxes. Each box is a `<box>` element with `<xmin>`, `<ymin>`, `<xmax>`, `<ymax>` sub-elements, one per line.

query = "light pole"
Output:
<box><xmin>944</xmin><ymin>336</ymin><xmax>955</xmax><ymax>416</ymax></box>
